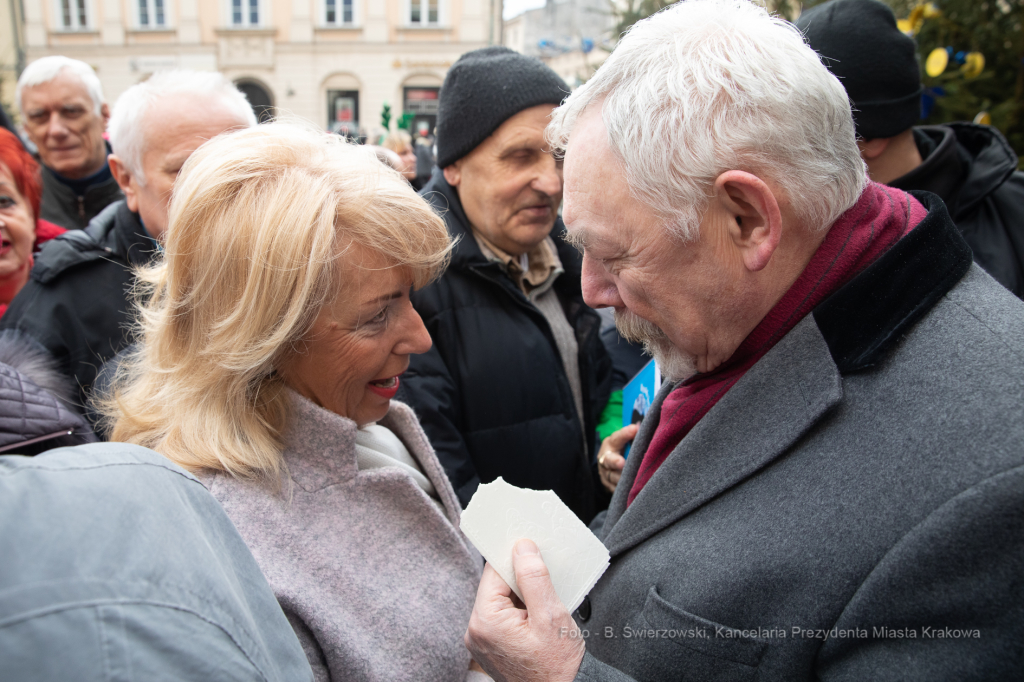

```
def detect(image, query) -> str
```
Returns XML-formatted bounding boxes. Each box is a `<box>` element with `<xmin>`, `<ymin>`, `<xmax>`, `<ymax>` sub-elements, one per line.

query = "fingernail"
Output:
<box><xmin>515</xmin><ymin>539</ymin><xmax>539</xmax><ymax>556</ymax></box>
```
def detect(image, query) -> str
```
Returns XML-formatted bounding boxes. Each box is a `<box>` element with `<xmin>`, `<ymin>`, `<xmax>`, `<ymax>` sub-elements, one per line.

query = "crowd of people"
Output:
<box><xmin>0</xmin><ymin>0</ymin><xmax>1021</xmax><ymax>680</ymax></box>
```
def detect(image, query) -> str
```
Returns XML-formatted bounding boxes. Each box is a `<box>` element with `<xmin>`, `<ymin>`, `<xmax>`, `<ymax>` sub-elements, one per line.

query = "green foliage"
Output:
<box><xmin>380</xmin><ymin>102</ymin><xmax>391</xmax><ymax>131</ymax></box>
<box><xmin>909</xmin><ymin>0</ymin><xmax>1024</xmax><ymax>168</ymax></box>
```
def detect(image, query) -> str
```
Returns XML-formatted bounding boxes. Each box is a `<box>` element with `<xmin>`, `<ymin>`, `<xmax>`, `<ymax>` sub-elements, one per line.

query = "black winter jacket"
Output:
<box><xmin>891</xmin><ymin>123</ymin><xmax>1024</xmax><ymax>297</ymax></box>
<box><xmin>0</xmin><ymin>200</ymin><xmax>158</xmax><ymax>414</ymax></box>
<box><xmin>39</xmin><ymin>157</ymin><xmax>124</xmax><ymax>230</ymax></box>
<box><xmin>398</xmin><ymin>169</ymin><xmax>613</xmax><ymax>522</ymax></box>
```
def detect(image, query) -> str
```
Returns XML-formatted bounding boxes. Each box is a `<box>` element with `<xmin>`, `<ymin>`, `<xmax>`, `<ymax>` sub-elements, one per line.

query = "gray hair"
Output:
<box><xmin>107</xmin><ymin>70</ymin><xmax>257</xmax><ymax>185</ymax></box>
<box><xmin>548</xmin><ymin>0</ymin><xmax>867</xmax><ymax>240</ymax></box>
<box><xmin>16</xmin><ymin>56</ymin><xmax>106</xmax><ymax>116</ymax></box>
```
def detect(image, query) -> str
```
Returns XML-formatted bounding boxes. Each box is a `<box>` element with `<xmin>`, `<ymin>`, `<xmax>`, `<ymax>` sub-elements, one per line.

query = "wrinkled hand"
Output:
<box><xmin>598</xmin><ymin>423</ymin><xmax>639</xmax><ymax>493</ymax></box>
<box><xmin>465</xmin><ymin>539</ymin><xmax>585</xmax><ymax>682</ymax></box>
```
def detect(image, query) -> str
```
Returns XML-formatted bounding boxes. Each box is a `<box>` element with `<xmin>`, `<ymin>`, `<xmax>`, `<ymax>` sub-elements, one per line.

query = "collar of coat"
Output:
<box><xmin>891</xmin><ymin>123</ymin><xmax>1020</xmax><ymax>218</ymax></box>
<box><xmin>813</xmin><ymin>190</ymin><xmax>972</xmax><ymax>374</ymax></box>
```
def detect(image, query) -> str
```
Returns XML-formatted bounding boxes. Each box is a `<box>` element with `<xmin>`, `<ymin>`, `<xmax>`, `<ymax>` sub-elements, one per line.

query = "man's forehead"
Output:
<box><xmin>487</xmin><ymin>105</ymin><xmax>555</xmax><ymax>148</ymax></box>
<box><xmin>23</xmin><ymin>75</ymin><xmax>92</xmax><ymax>106</ymax></box>
<box><xmin>492</xmin><ymin>122</ymin><xmax>547</xmax><ymax>153</ymax></box>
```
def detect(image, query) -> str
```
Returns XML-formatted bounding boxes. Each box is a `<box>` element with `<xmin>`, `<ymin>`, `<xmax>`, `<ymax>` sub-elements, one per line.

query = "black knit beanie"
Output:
<box><xmin>796</xmin><ymin>0</ymin><xmax>922</xmax><ymax>139</ymax></box>
<box><xmin>435</xmin><ymin>47</ymin><xmax>569</xmax><ymax>168</ymax></box>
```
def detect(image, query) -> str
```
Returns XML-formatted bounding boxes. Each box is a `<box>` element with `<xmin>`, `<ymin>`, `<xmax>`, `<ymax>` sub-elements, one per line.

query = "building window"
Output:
<box><xmin>403</xmin><ymin>87</ymin><xmax>439</xmax><ymax>138</ymax></box>
<box><xmin>60</xmin><ymin>0</ymin><xmax>88</xmax><ymax>29</ymax></box>
<box><xmin>231</xmin><ymin>0</ymin><xmax>259</xmax><ymax>26</ymax></box>
<box><xmin>325</xmin><ymin>0</ymin><xmax>354</xmax><ymax>25</ymax></box>
<box><xmin>409</xmin><ymin>0</ymin><xmax>439</xmax><ymax>26</ymax></box>
<box><xmin>138</xmin><ymin>0</ymin><xmax>166</xmax><ymax>27</ymax></box>
<box><xmin>327</xmin><ymin>89</ymin><xmax>359</xmax><ymax>138</ymax></box>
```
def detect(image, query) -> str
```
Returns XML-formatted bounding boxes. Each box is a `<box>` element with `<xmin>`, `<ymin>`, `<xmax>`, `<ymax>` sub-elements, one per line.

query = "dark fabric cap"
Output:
<box><xmin>797</xmin><ymin>0</ymin><xmax>922</xmax><ymax>139</ymax></box>
<box><xmin>436</xmin><ymin>46</ymin><xmax>568</xmax><ymax>168</ymax></box>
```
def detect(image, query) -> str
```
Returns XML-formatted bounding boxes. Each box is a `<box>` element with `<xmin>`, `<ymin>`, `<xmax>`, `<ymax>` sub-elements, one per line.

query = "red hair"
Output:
<box><xmin>0</xmin><ymin>128</ymin><xmax>42</xmax><ymax>221</ymax></box>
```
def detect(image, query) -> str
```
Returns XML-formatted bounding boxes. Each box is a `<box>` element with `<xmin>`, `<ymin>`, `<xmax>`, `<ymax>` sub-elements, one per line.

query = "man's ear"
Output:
<box><xmin>108</xmin><ymin>154</ymin><xmax>138</xmax><ymax>213</ymax></box>
<box><xmin>100</xmin><ymin>102</ymin><xmax>111</xmax><ymax>129</ymax></box>
<box><xmin>442</xmin><ymin>160</ymin><xmax>462</xmax><ymax>188</ymax></box>
<box><xmin>857</xmin><ymin>137</ymin><xmax>890</xmax><ymax>160</ymax></box>
<box><xmin>713</xmin><ymin>170</ymin><xmax>781</xmax><ymax>273</ymax></box>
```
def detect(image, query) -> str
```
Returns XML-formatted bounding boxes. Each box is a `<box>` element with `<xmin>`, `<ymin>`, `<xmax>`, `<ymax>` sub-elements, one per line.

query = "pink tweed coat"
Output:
<box><xmin>200</xmin><ymin>391</ymin><xmax>482</xmax><ymax>682</ymax></box>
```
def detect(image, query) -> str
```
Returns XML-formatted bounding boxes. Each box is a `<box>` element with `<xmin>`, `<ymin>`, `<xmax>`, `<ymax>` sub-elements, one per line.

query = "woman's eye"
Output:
<box><xmin>0</xmin><ymin>195</ymin><xmax>15</xmax><ymax>209</ymax></box>
<box><xmin>370</xmin><ymin>308</ymin><xmax>389</xmax><ymax>324</ymax></box>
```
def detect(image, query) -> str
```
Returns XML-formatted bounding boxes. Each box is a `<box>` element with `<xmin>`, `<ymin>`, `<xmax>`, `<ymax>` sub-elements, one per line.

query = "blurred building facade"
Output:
<box><xmin>503</xmin><ymin>0</ymin><xmax>612</xmax><ymax>88</ymax></box>
<box><xmin>16</xmin><ymin>0</ymin><xmax>502</xmax><ymax>137</ymax></box>
<box><xmin>0</xmin><ymin>0</ymin><xmax>26</xmax><ymax>117</ymax></box>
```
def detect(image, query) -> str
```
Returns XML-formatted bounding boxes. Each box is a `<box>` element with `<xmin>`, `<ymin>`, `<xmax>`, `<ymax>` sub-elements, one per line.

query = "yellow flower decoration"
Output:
<box><xmin>899</xmin><ymin>3</ymin><xmax>940</xmax><ymax>35</ymax></box>
<box><xmin>961</xmin><ymin>52</ymin><xmax>985</xmax><ymax>79</ymax></box>
<box><xmin>926</xmin><ymin>47</ymin><xmax>949</xmax><ymax>77</ymax></box>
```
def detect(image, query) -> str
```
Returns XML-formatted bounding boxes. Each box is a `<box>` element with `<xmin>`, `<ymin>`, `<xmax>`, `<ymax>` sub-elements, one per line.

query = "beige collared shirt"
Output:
<box><xmin>473</xmin><ymin>231</ymin><xmax>561</xmax><ymax>296</ymax></box>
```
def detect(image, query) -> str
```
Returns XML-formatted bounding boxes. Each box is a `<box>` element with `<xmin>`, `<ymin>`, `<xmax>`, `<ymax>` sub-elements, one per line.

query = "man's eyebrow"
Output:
<box><xmin>498</xmin><ymin>142</ymin><xmax>538</xmax><ymax>157</ymax></box>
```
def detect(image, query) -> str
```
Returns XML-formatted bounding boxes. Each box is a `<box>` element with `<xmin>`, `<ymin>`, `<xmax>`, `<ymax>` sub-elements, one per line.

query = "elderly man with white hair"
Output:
<box><xmin>463</xmin><ymin>1</ymin><xmax>1024</xmax><ymax>680</ymax></box>
<box><xmin>0</xmin><ymin>71</ymin><xmax>255</xmax><ymax>415</ymax></box>
<box><xmin>16</xmin><ymin>56</ymin><xmax>124</xmax><ymax>230</ymax></box>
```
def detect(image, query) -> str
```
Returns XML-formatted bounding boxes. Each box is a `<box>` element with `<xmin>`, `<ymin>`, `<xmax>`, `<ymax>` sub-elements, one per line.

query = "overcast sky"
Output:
<box><xmin>503</xmin><ymin>0</ymin><xmax>547</xmax><ymax>19</ymax></box>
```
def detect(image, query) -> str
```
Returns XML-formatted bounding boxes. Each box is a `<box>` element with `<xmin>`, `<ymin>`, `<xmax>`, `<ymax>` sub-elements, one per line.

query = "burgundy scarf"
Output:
<box><xmin>627</xmin><ymin>182</ymin><xmax>928</xmax><ymax>506</ymax></box>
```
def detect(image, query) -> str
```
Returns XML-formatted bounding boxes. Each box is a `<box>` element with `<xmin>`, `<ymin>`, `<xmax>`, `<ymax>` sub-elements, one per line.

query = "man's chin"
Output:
<box><xmin>614</xmin><ymin>310</ymin><xmax>697</xmax><ymax>382</ymax></box>
<box><xmin>45</xmin><ymin>156</ymin><xmax>87</xmax><ymax>177</ymax></box>
<box><xmin>507</xmin><ymin>219</ymin><xmax>556</xmax><ymax>252</ymax></box>
<box><xmin>645</xmin><ymin>340</ymin><xmax>698</xmax><ymax>383</ymax></box>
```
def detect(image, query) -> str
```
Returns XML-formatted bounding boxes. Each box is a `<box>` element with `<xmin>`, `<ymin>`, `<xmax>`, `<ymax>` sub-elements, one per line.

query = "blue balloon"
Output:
<box><xmin>954</xmin><ymin>51</ymin><xmax>967</xmax><ymax>64</ymax></box>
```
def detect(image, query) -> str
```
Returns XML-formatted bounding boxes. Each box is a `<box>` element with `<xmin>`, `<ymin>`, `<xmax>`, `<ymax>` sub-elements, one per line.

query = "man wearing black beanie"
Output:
<box><xmin>397</xmin><ymin>47</ymin><xmax>613</xmax><ymax>522</ymax></box>
<box><xmin>798</xmin><ymin>0</ymin><xmax>1024</xmax><ymax>298</ymax></box>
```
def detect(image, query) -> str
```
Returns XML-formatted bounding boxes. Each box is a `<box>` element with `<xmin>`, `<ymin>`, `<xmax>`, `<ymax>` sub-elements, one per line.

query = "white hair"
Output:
<box><xmin>549</xmin><ymin>0</ymin><xmax>867</xmax><ymax>240</ymax></box>
<box><xmin>108</xmin><ymin>70</ymin><xmax>257</xmax><ymax>185</ymax></box>
<box><xmin>16</xmin><ymin>56</ymin><xmax>105</xmax><ymax>116</ymax></box>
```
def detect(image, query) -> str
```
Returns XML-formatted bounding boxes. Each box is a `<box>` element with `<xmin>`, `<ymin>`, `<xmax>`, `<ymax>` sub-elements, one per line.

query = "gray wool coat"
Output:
<box><xmin>201</xmin><ymin>391</ymin><xmax>482</xmax><ymax>682</ymax></box>
<box><xmin>572</xmin><ymin>193</ymin><xmax>1024</xmax><ymax>681</ymax></box>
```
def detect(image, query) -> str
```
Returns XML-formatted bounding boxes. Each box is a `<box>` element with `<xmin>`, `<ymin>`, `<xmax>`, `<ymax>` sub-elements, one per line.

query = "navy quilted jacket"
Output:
<box><xmin>0</xmin><ymin>331</ymin><xmax>95</xmax><ymax>456</ymax></box>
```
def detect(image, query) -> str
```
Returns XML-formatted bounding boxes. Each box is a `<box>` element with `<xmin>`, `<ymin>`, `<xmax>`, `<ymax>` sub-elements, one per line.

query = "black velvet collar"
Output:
<box><xmin>812</xmin><ymin>191</ymin><xmax>972</xmax><ymax>374</ymax></box>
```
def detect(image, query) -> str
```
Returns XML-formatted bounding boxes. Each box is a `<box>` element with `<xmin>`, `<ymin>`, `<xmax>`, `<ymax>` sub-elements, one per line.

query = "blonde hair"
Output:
<box><xmin>382</xmin><ymin>130</ymin><xmax>413</xmax><ymax>155</ymax></box>
<box><xmin>100</xmin><ymin>122</ymin><xmax>452</xmax><ymax>480</ymax></box>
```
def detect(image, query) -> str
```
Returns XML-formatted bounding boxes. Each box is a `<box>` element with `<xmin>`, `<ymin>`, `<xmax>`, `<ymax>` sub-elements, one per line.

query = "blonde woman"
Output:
<box><xmin>101</xmin><ymin>123</ymin><xmax>484</xmax><ymax>682</ymax></box>
<box><xmin>381</xmin><ymin>131</ymin><xmax>418</xmax><ymax>185</ymax></box>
